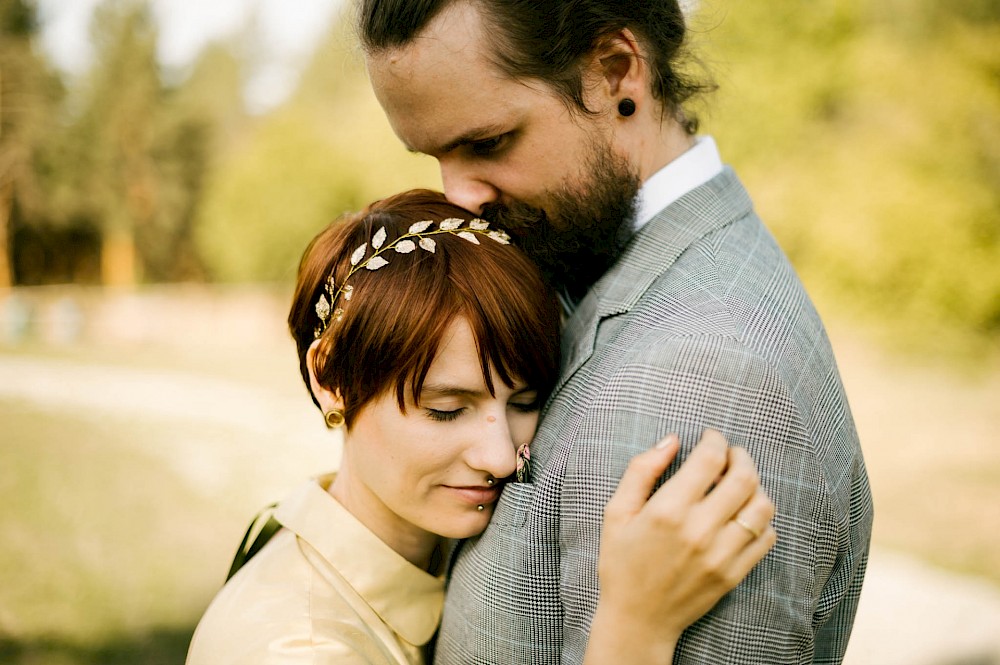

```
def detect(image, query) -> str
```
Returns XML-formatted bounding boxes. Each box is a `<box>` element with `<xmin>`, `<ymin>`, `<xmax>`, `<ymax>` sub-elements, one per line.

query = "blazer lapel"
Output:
<box><xmin>554</xmin><ymin>167</ymin><xmax>754</xmax><ymax>397</ymax></box>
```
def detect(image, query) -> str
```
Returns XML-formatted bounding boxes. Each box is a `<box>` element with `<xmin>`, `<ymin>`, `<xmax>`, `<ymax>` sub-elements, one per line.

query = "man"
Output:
<box><xmin>357</xmin><ymin>1</ymin><xmax>873</xmax><ymax>663</ymax></box>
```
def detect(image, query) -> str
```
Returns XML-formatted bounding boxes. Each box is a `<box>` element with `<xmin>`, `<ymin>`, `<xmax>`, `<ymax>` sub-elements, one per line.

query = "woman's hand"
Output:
<box><xmin>584</xmin><ymin>430</ymin><xmax>776</xmax><ymax>665</ymax></box>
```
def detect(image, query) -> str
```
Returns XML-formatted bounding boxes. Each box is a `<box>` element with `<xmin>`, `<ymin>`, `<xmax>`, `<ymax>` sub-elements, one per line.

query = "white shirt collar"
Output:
<box><xmin>633</xmin><ymin>135</ymin><xmax>724</xmax><ymax>231</ymax></box>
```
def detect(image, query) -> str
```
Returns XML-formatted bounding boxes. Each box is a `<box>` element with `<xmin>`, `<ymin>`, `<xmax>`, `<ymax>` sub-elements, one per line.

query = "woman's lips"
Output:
<box><xmin>443</xmin><ymin>485</ymin><xmax>502</xmax><ymax>506</ymax></box>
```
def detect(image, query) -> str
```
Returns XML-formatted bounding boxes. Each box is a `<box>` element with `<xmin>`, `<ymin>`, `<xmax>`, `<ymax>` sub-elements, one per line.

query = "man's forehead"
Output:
<box><xmin>367</xmin><ymin>45</ymin><xmax>519</xmax><ymax>157</ymax></box>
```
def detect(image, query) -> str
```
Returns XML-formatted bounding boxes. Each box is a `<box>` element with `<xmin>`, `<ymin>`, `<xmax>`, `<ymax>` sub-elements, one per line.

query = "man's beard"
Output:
<box><xmin>480</xmin><ymin>141</ymin><xmax>640</xmax><ymax>304</ymax></box>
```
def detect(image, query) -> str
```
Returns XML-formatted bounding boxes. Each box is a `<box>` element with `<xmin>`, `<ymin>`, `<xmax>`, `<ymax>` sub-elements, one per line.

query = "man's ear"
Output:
<box><xmin>587</xmin><ymin>28</ymin><xmax>647</xmax><ymax>108</ymax></box>
<box><xmin>306</xmin><ymin>339</ymin><xmax>344</xmax><ymax>414</ymax></box>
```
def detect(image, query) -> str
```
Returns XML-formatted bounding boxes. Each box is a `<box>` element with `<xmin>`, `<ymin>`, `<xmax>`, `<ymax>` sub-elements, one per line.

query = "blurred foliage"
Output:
<box><xmin>701</xmin><ymin>0</ymin><xmax>1000</xmax><ymax>358</ymax></box>
<box><xmin>51</xmin><ymin>0</ymin><xmax>214</xmax><ymax>284</ymax></box>
<box><xmin>0</xmin><ymin>0</ymin><xmax>65</xmax><ymax>287</ymax></box>
<box><xmin>1</xmin><ymin>0</ymin><xmax>998</xmax><ymax>357</ymax></box>
<box><xmin>3</xmin><ymin>0</ymin><xmax>232</xmax><ymax>286</ymax></box>
<box><xmin>193</xmin><ymin>20</ymin><xmax>438</xmax><ymax>282</ymax></box>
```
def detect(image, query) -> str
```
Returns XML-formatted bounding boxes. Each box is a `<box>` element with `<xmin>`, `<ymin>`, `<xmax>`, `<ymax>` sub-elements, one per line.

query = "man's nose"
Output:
<box><xmin>440</xmin><ymin>162</ymin><xmax>499</xmax><ymax>215</ymax></box>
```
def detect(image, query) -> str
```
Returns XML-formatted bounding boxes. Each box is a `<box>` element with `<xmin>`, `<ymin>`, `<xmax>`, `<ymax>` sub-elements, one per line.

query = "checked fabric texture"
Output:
<box><xmin>434</xmin><ymin>168</ymin><xmax>874</xmax><ymax>664</ymax></box>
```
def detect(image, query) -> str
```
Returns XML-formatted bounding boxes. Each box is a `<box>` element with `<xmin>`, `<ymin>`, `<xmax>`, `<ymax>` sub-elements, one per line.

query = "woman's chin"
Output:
<box><xmin>432</xmin><ymin>507</ymin><xmax>494</xmax><ymax>540</ymax></box>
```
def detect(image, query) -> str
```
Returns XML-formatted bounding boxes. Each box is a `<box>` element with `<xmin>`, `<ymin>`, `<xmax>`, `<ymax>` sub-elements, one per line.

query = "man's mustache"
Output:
<box><xmin>480</xmin><ymin>200</ymin><xmax>547</xmax><ymax>237</ymax></box>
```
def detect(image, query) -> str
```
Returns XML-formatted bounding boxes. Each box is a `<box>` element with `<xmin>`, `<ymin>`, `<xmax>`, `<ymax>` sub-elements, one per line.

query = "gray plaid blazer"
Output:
<box><xmin>434</xmin><ymin>168</ymin><xmax>874</xmax><ymax>664</ymax></box>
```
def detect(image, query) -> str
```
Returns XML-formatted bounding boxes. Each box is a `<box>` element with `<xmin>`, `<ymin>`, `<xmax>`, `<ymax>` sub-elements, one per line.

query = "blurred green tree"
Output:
<box><xmin>705</xmin><ymin>0</ymin><xmax>1000</xmax><ymax>357</ymax></box>
<box><xmin>139</xmin><ymin>42</ymin><xmax>248</xmax><ymax>281</ymax></box>
<box><xmin>52</xmin><ymin>0</ymin><xmax>220</xmax><ymax>284</ymax></box>
<box><xmin>174</xmin><ymin>42</ymin><xmax>247</xmax><ymax>144</ymax></box>
<box><xmin>194</xmin><ymin>17</ymin><xmax>438</xmax><ymax>282</ymax></box>
<box><xmin>63</xmin><ymin>0</ymin><xmax>161</xmax><ymax>285</ymax></box>
<box><xmin>6</xmin><ymin>0</ymin><xmax>994</xmax><ymax>357</ymax></box>
<box><xmin>0</xmin><ymin>0</ymin><xmax>64</xmax><ymax>287</ymax></box>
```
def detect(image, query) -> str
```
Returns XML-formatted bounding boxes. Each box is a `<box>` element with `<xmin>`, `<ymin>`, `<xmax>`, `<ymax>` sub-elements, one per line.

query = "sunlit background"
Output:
<box><xmin>1</xmin><ymin>0</ymin><xmax>998</xmax><ymax>663</ymax></box>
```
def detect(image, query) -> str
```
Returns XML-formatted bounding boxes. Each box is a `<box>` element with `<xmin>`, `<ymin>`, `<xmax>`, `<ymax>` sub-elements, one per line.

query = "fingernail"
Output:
<box><xmin>656</xmin><ymin>433</ymin><xmax>679</xmax><ymax>450</ymax></box>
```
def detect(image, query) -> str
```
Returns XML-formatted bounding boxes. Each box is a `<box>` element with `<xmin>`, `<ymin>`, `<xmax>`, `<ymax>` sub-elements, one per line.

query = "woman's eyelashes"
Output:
<box><xmin>509</xmin><ymin>400</ymin><xmax>540</xmax><ymax>413</ymax></box>
<box><xmin>510</xmin><ymin>389</ymin><xmax>540</xmax><ymax>413</ymax></box>
<box><xmin>423</xmin><ymin>398</ymin><xmax>538</xmax><ymax>422</ymax></box>
<box><xmin>426</xmin><ymin>407</ymin><xmax>465</xmax><ymax>422</ymax></box>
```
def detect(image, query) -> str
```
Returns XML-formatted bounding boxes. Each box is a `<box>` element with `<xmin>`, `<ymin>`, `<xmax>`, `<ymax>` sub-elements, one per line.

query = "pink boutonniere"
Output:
<box><xmin>516</xmin><ymin>443</ymin><xmax>532</xmax><ymax>483</ymax></box>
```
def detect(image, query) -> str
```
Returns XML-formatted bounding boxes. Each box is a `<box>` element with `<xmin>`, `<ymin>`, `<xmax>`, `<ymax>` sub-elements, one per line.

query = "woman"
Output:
<box><xmin>186</xmin><ymin>190</ymin><xmax>775</xmax><ymax>664</ymax></box>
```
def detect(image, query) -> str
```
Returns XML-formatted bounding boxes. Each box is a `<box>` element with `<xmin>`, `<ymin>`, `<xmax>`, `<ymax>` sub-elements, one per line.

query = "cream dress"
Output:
<box><xmin>186</xmin><ymin>474</ymin><xmax>445</xmax><ymax>664</ymax></box>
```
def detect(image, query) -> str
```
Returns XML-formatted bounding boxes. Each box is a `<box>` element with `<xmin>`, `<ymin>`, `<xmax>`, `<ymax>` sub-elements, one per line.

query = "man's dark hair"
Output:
<box><xmin>356</xmin><ymin>0</ymin><xmax>713</xmax><ymax>134</ymax></box>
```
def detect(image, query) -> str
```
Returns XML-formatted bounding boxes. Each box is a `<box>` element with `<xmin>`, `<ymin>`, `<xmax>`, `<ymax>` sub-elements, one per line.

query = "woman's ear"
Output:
<box><xmin>306</xmin><ymin>339</ymin><xmax>344</xmax><ymax>414</ymax></box>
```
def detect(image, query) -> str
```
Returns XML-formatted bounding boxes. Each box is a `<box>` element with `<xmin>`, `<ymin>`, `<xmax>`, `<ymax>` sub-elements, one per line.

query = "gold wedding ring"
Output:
<box><xmin>734</xmin><ymin>516</ymin><xmax>762</xmax><ymax>539</ymax></box>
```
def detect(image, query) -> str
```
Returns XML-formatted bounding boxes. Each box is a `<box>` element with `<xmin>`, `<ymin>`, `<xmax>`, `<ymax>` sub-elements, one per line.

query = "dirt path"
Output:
<box><xmin>3</xmin><ymin>352</ymin><xmax>999</xmax><ymax>664</ymax></box>
<box><xmin>846</xmin><ymin>549</ymin><xmax>1000</xmax><ymax>664</ymax></box>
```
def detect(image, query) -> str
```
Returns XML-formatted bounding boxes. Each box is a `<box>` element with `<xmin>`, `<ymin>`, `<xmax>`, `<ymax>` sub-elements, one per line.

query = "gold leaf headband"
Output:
<box><xmin>314</xmin><ymin>217</ymin><xmax>511</xmax><ymax>338</ymax></box>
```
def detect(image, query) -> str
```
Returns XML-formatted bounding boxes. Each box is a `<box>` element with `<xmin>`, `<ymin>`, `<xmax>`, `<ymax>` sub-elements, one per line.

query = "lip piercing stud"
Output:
<box><xmin>477</xmin><ymin>505</ymin><xmax>485</xmax><ymax>512</ymax></box>
<box><xmin>486</xmin><ymin>476</ymin><xmax>496</xmax><ymax>486</ymax></box>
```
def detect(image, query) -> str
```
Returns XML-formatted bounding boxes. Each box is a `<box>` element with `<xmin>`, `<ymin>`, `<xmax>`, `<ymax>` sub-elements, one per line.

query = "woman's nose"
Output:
<box><xmin>467</xmin><ymin>413</ymin><xmax>517</xmax><ymax>480</ymax></box>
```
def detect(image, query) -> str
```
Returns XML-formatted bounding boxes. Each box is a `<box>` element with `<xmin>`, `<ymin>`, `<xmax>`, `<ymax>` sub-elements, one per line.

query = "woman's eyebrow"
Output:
<box><xmin>419</xmin><ymin>384</ymin><xmax>486</xmax><ymax>399</ymax></box>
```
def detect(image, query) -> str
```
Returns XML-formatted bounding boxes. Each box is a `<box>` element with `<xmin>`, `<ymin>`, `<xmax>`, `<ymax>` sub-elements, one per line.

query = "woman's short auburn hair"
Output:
<box><xmin>288</xmin><ymin>189</ymin><xmax>562</xmax><ymax>428</ymax></box>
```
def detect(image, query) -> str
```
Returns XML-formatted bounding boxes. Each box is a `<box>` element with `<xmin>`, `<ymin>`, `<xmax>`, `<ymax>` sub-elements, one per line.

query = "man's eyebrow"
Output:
<box><xmin>409</xmin><ymin>123</ymin><xmax>508</xmax><ymax>156</ymax></box>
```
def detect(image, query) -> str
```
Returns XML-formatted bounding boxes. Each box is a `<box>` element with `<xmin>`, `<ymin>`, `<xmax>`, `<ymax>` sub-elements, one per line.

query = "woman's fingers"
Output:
<box><xmin>697</xmin><ymin>489</ymin><xmax>776</xmax><ymax>588</ymax></box>
<box><xmin>605</xmin><ymin>434</ymin><xmax>680</xmax><ymax>518</ymax></box>
<box><xmin>644</xmin><ymin>429</ymin><xmax>731</xmax><ymax>512</ymax></box>
<box><xmin>696</xmin><ymin>445</ymin><xmax>764</xmax><ymax>531</ymax></box>
<box><xmin>608</xmin><ymin>429</ymin><xmax>774</xmax><ymax>564</ymax></box>
<box><xmin>596</xmin><ymin>429</ymin><xmax>777</xmax><ymax>645</ymax></box>
<box><xmin>677</xmin><ymin>490</ymin><xmax>776</xmax><ymax>597</ymax></box>
<box><xmin>637</xmin><ymin>431</ymin><xmax>774</xmax><ymax>571</ymax></box>
<box><xmin>724</xmin><ymin>522</ymin><xmax>778</xmax><ymax>586</ymax></box>
<box><xmin>724</xmin><ymin>489</ymin><xmax>775</xmax><ymax>545</ymax></box>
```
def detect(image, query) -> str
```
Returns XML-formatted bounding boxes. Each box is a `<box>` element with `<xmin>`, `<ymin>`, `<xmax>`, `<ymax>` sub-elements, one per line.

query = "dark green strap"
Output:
<box><xmin>226</xmin><ymin>502</ymin><xmax>281</xmax><ymax>582</ymax></box>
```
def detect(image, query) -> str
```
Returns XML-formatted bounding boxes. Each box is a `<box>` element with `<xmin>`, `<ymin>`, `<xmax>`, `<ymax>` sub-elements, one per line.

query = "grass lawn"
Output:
<box><xmin>1</xmin><ymin>322</ymin><xmax>998</xmax><ymax>664</ymax></box>
<box><xmin>0</xmin><ymin>348</ymin><xmax>333</xmax><ymax>664</ymax></box>
<box><xmin>0</xmin><ymin>399</ymin><xmax>227</xmax><ymax>663</ymax></box>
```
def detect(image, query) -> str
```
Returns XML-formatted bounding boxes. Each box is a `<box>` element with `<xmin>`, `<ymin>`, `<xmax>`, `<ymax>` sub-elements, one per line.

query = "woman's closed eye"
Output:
<box><xmin>509</xmin><ymin>400</ymin><xmax>540</xmax><ymax>413</ymax></box>
<box><xmin>509</xmin><ymin>388</ymin><xmax>540</xmax><ymax>413</ymax></box>
<box><xmin>425</xmin><ymin>407</ymin><xmax>466</xmax><ymax>422</ymax></box>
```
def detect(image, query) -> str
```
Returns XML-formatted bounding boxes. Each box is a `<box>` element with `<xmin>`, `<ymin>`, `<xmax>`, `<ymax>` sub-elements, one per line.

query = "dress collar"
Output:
<box><xmin>274</xmin><ymin>474</ymin><xmax>445</xmax><ymax>647</ymax></box>
<box><xmin>634</xmin><ymin>135</ymin><xmax>724</xmax><ymax>232</ymax></box>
